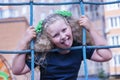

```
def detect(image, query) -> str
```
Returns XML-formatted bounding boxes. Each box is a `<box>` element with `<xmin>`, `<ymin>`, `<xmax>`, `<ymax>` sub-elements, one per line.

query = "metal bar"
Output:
<box><xmin>0</xmin><ymin>1</ymin><xmax>120</xmax><ymax>6</ymax></box>
<box><xmin>34</xmin><ymin>1</ymin><xmax>120</xmax><ymax>5</ymax></box>
<box><xmin>84</xmin><ymin>1</ymin><xmax>120</xmax><ymax>5</ymax></box>
<box><xmin>29</xmin><ymin>0</ymin><xmax>34</xmax><ymax>80</ymax></box>
<box><xmin>80</xmin><ymin>0</ymin><xmax>88</xmax><ymax>80</ymax></box>
<box><xmin>33</xmin><ymin>2</ymin><xmax>80</xmax><ymax>6</ymax></box>
<box><xmin>0</xmin><ymin>45</ymin><xmax>120</xmax><ymax>53</ymax></box>
<box><xmin>0</xmin><ymin>2</ymin><xmax>29</xmax><ymax>6</ymax></box>
<box><xmin>0</xmin><ymin>50</ymin><xmax>31</xmax><ymax>54</ymax></box>
<box><xmin>0</xmin><ymin>1</ymin><xmax>120</xmax><ymax>80</ymax></box>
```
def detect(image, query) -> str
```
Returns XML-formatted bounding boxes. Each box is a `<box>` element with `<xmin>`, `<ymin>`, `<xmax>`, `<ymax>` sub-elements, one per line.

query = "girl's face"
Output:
<box><xmin>46</xmin><ymin>19</ymin><xmax>73</xmax><ymax>49</ymax></box>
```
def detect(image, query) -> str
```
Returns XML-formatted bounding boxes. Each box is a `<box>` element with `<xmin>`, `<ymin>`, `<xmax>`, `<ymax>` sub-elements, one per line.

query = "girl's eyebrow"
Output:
<box><xmin>52</xmin><ymin>32</ymin><xmax>58</xmax><ymax>37</ymax></box>
<box><xmin>48</xmin><ymin>31</ymin><xmax>57</xmax><ymax>37</ymax></box>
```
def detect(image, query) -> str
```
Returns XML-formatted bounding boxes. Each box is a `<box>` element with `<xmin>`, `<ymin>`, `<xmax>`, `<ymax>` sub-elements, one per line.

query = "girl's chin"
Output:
<box><xmin>61</xmin><ymin>45</ymin><xmax>72</xmax><ymax>50</ymax></box>
<box><xmin>59</xmin><ymin>50</ymin><xmax>70</xmax><ymax>54</ymax></box>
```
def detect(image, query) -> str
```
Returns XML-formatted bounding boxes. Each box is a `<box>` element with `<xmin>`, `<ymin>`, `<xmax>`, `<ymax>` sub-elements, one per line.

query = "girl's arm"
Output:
<box><xmin>88</xmin><ymin>28</ymin><xmax>112</xmax><ymax>62</ymax></box>
<box><xmin>12</xmin><ymin>54</ymin><xmax>30</xmax><ymax>75</ymax></box>
<box><xmin>79</xmin><ymin>16</ymin><xmax>112</xmax><ymax>62</ymax></box>
<box><xmin>12</xmin><ymin>27</ymin><xmax>36</xmax><ymax>75</ymax></box>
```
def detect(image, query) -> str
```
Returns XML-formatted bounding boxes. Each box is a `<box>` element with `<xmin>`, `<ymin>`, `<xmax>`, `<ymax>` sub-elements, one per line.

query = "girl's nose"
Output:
<box><xmin>60</xmin><ymin>33</ymin><xmax>66</xmax><ymax>40</ymax></box>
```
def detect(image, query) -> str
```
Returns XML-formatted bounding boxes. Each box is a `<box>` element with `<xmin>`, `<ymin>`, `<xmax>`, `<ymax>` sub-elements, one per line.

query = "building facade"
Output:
<box><xmin>104</xmin><ymin>0</ymin><xmax>120</xmax><ymax>77</ymax></box>
<box><xmin>0</xmin><ymin>0</ymin><xmax>115</xmax><ymax>79</ymax></box>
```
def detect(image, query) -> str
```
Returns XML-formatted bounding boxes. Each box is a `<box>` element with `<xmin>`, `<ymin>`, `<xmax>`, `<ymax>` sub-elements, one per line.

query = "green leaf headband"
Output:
<box><xmin>55</xmin><ymin>10</ymin><xmax>72</xmax><ymax>17</ymax></box>
<box><xmin>35</xmin><ymin>10</ymin><xmax>72</xmax><ymax>33</ymax></box>
<box><xmin>35</xmin><ymin>20</ymin><xmax>43</xmax><ymax>33</ymax></box>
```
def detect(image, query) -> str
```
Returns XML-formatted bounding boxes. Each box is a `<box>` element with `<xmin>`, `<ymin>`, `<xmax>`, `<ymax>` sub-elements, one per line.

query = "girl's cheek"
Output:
<box><xmin>54</xmin><ymin>39</ymin><xmax>59</xmax><ymax>44</ymax></box>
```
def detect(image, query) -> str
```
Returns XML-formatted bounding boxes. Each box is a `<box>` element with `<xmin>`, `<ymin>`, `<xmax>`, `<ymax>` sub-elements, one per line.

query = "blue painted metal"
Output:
<box><xmin>30</xmin><ymin>0</ymin><xmax>34</xmax><ymax>80</ymax></box>
<box><xmin>0</xmin><ymin>1</ymin><xmax>120</xmax><ymax>6</ymax></box>
<box><xmin>34</xmin><ymin>1</ymin><xmax>120</xmax><ymax>5</ymax></box>
<box><xmin>79</xmin><ymin>0</ymin><xmax>88</xmax><ymax>80</ymax></box>
<box><xmin>0</xmin><ymin>45</ymin><xmax>120</xmax><ymax>54</ymax></box>
<box><xmin>0</xmin><ymin>0</ymin><xmax>120</xmax><ymax>80</ymax></box>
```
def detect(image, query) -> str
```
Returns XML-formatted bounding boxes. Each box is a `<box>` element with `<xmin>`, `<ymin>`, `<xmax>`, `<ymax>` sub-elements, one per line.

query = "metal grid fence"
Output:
<box><xmin>0</xmin><ymin>0</ymin><xmax>120</xmax><ymax>80</ymax></box>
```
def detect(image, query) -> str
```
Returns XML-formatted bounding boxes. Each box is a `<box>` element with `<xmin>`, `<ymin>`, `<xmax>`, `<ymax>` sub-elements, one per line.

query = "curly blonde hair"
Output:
<box><xmin>34</xmin><ymin>14</ymin><xmax>93</xmax><ymax>53</ymax></box>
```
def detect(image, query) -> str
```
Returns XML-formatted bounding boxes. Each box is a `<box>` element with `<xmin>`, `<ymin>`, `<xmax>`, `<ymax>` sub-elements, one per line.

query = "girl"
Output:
<box><xmin>12</xmin><ymin>11</ymin><xmax>112</xmax><ymax>80</ymax></box>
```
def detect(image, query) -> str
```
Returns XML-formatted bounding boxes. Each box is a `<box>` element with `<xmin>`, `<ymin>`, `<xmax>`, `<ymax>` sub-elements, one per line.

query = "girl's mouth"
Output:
<box><xmin>61</xmin><ymin>37</ymin><xmax>70</xmax><ymax>46</ymax></box>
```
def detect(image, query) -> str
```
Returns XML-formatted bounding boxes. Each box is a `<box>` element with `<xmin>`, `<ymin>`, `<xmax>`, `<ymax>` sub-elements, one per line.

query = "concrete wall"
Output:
<box><xmin>0</xmin><ymin>17</ymin><xmax>31</xmax><ymax>80</ymax></box>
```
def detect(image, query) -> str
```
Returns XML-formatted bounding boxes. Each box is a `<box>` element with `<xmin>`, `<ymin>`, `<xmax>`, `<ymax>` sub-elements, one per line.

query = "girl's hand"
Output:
<box><xmin>16</xmin><ymin>26</ymin><xmax>36</xmax><ymax>50</ymax></box>
<box><xmin>23</xmin><ymin>26</ymin><xmax>36</xmax><ymax>44</ymax></box>
<box><xmin>78</xmin><ymin>15</ymin><xmax>93</xmax><ymax>31</ymax></box>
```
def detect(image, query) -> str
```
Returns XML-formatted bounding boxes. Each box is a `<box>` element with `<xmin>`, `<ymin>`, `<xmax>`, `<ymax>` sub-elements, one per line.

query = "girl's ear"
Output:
<box><xmin>34</xmin><ymin>34</ymin><xmax>53</xmax><ymax>52</ymax></box>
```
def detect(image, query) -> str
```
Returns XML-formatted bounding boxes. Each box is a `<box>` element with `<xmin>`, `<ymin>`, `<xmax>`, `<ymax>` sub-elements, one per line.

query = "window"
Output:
<box><xmin>22</xmin><ymin>7</ymin><xmax>27</xmax><ymax>15</ymax></box>
<box><xmin>9</xmin><ymin>9</ymin><xmax>14</xmax><ymax>17</ymax></box>
<box><xmin>105</xmin><ymin>0</ymin><xmax>120</xmax><ymax>11</ymax></box>
<box><xmin>40</xmin><ymin>13</ymin><xmax>45</xmax><ymax>20</ymax></box>
<box><xmin>9</xmin><ymin>9</ymin><xmax>19</xmax><ymax>17</ymax></box>
<box><xmin>105</xmin><ymin>18</ymin><xmax>111</xmax><ymax>32</ymax></box>
<box><xmin>112</xmin><ymin>17</ymin><xmax>117</xmax><ymax>27</ymax></box>
<box><xmin>8</xmin><ymin>0</ymin><xmax>14</xmax><ymax>3</ymax></box>
<box><xmin>3</xmin><ymin>10</ymin><xmax>10</xmax><ymax>18</ymax></box>
<box><xmin>49</xmin><ymin>0</ymin><xmax>54</xmax><ymax>2</ymax></box>
<box><xmin>41</xmin><ymin>0</ymin><xmax>45</xmax><ymax>2</ymax></box>
<box><xmin>61</xmin><ymin>5</ymin><xmax>67</xmax><ymax>10</ymax></box>
<box><xmin>117</xmin><ymin>0</ymin><xmax>120</xmax><ymax>8</ymax></box>
<box><xmin>116</xmin><ymin>17</ymin><xmax>120</xmax><ymax>28</ymax></box>
<box><xmin>119</xmin><ymin>35</ymin><xmax>120</xmax><ymax>45</ymax></box>
<box><xmin>112</xmin><ymin>35</ymin><xmax>120</xmax><ymax>45</ymax></box>
<box><xmin>114</xmin><ymin>54</ymin><xmax>120</xmax><ymax>66</ymax></box>
<box><xmin>108</xmin><ymin>35</ymin><xmax>120</xmax><ymax>45</ymax></box>
<box><xmin>110</xmin><ymin>17</ymin><xmax>113</xmax><ymax>27</ymax></box>
<box><xmin>0</xmin><ymin>10</ymin><xmax>2</xmax><ymax>18</ymax></box>
<box><xmin>0</xmin><ymin>0</ymin><xmax>4</xmax><ymax>3</ymax></box>
<box><xmin>108</xmin><ymin>16</ymin><xmax>120</xmax><ymax>29</ymax></box>
<box><xmin>118</xmin><ymin>55</ymin><xmax>120</xmax><ymax>64</ymax></box>
<box><xmin>114</xmin><ymin>56</ymin><xmax>117</xmax><ymax>65</ymax></box>
<box><xmin>4</xmin><ymin>0</ymin><xmax>9</xmax><ymax>3</ymax></box>
<box><xmin>14</xmin><ymin>10</ymin><xmax>19</xmax><ymax>17</ymax></box>
<box><xmin>107</xmin><ymin>36</ymin><xmax>112</xmax><ymax>45</ymax></box>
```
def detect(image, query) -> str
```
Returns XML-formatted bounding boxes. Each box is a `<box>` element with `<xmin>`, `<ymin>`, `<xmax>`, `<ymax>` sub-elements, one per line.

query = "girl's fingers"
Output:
<box><xmin>79</xmin><ymin>20</ymin><xmax>86</xmax><ymax>25</ymax></box>
<box><xmin>33</xmin><ymin>35</ymin><xmax>36</xmax><ymax>38</ymax></box>
<box><xmin>33</xmin><ymin>32</ymin><xmax>36</xmax><ymax>35</ymax></box>
<box><xmin>28</xmin><ymin>27</ymin><xmax>35</xmax><ymax>31</ymax></box>
<box><xmin>27</xmin><ymin>27</ymin><xmax>36</xmax><ymax>33</ymax></box>
<box><xmin>30</xmin><ymin>29</ymin><xmax>36</xmax><ymax>33</ymax></box>
<box><xmin>80</xmin><ymin>15</ymin><xmax>88</xmax><ymax>18</ymax></box>
<box><xmin>79</xmin><ymin>18</ymin><xmax>88</xmax><ymax>22</ymax></box>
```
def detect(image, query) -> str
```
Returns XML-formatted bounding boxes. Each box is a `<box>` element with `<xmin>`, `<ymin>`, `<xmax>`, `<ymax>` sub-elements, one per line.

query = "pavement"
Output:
<box><xmin>77</xmin><ymin>76</ymin><xmax>100</xmax><ymax>80</ymax></box>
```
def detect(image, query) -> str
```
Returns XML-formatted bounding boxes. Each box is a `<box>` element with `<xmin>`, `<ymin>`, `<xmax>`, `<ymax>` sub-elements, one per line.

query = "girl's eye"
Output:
<box><xmin>62</xmin><ymin>28</ymin><xmax>66</xmax><ymax>32</ymax></box>
<box><xmin>53</xmin><ymin>33</ymin><xmax>59</xmax><ymax>38</ymax></box>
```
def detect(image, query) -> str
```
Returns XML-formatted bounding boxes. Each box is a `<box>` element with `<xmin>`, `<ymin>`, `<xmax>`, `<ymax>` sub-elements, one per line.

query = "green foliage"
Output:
<box><xmin>98</xmin><ymin>69</ymin><xmax>108</xmax><ymax>80</ymax></box>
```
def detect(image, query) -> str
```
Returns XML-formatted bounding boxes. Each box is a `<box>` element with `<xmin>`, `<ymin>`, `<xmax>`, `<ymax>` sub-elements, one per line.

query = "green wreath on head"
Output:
<box><xmin>35</xmin><ymin>10</ymin><xmax>72</xmax><ymax>33</ymax></box>
<box><xmin>55</xmin><ymin>10</ymin><xmax>72</xmax><ymax>17</ymax></box>
<box><xmin>35</xmin><ymin>20</ymin><xmax>43</xmax><ymax>34</ymax></box>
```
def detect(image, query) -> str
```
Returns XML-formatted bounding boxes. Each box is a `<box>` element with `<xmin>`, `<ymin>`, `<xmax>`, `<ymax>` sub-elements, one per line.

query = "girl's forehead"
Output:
<box><xmin>47</xmin><ymin>19</ymin><xmax>67</xmax><ymax>30</ymax></box>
